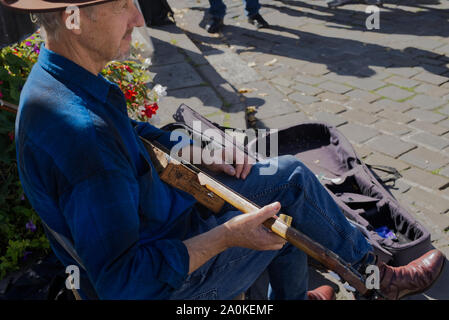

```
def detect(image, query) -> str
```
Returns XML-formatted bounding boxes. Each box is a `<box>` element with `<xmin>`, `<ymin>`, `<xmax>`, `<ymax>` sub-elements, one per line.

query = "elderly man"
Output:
<box><xmin>5</xmin><ymin>0</ymin><xmax>445</xmax><ymax>300</ymax></box>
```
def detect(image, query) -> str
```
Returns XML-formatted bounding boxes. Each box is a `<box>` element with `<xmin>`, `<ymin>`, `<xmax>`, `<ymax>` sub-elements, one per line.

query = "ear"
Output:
<box><xmin>61</xmin><ymin>5</ymin><xmax>82</xmax><ymax>35</ymax></box>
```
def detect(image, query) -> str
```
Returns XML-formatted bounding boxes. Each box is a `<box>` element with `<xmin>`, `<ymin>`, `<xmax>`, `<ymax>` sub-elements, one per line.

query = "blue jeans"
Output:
<box><xmin>169</xmin><ymin>155</ymin><xmax>373</xmax><ymax>300</ymax></box>
<box><xmin>208</xmin><ymin>0</ymin><xmax>261</xmax><ymax>19</ymax></box>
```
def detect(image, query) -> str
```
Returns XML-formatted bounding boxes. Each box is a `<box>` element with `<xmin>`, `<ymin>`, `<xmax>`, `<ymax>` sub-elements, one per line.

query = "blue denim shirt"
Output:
<box><xmin>15</xmin><ymin>46</ymin><xmax>197</xmax><ymax>299</ymax></box>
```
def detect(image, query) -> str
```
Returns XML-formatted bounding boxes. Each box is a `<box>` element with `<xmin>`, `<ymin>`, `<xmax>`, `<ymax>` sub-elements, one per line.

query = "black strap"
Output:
<box><xmin>42</xmin><ymin>222</ymin><xmax>86</xmax><ymax>271</ymax></box>
<box><xmin>366</xmin><ymin>164</ymin><xmax>402</xmax><ymax>183</ymax></box>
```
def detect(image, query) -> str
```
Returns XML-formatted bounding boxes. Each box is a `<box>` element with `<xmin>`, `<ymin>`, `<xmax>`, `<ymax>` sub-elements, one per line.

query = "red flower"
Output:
<box><xmin>144</xmin><ymin>103</ymin><xmax>159</xmax><ymax>119</ymax></box>
<box><xmin>125</xmin><ymin>89</ymin><xmax>137</xmax><ymax>101</ymax></box>
<box><xmin>8</xmin><ymin>131</ymin><xmax>14</xmax><ymax>142</ymax></box>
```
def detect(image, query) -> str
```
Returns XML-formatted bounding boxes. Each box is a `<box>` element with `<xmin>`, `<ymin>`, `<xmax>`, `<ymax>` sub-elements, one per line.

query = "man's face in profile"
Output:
<box><xmin>77</xmin><ymin>0</ymin><xmax>145</xmax><ymax>62</ymax></box>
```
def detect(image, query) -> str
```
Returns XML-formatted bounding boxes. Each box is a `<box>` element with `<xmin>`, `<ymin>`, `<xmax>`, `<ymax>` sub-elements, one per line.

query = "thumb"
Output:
<box><xmin>255</xmin><ymin>202</ymin><xmax>281</xmax><ymax>224</ymax></box>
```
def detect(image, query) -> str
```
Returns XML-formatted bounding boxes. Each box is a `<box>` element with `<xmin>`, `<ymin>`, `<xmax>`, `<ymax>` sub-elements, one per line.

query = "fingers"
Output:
<box><xmin>255</xmin><ymin>202</ymin><xmax>281</xmax><ymax>224</ymax></box>
<box><xmin>240</xmin><ymin>162</ymin><xmax>253</xmax><ymax>180</ymax></box>
<box><xmin>262</xmin><ymin>226</ymin><xmax>287</xmax><ymax>250</ymax></box>
<box><xmin>257</xmin><ymin>203</ymin><xmax>287</xmax><ymax>249</ymax></box>
<box><xmin>208</xmin><ymin>162</ymin><xmax>236</xmax><ymax>176</ymax></box>
<box><xmin>232</xmin><ymin>150</ymin><xmax>253</xmax><ymax>180</ymax></box>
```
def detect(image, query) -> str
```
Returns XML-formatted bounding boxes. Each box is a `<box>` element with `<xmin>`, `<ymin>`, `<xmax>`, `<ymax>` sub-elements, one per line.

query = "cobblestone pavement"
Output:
<box><xmin>142</xmin><ymin>0</ymin><xmax>449</xmax><ymax>299</ymax></box>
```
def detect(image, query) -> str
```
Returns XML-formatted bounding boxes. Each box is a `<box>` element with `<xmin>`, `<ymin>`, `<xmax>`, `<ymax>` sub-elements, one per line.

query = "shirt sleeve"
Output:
<box><xmin>130</xmin><ymin>119</ymin><xmax>193</xmax><ymax>150</ymax></box>
<box><xmin>59</xmin><ymin>170</ymin><xmax>190</xmax><ymax>299</ymax></box>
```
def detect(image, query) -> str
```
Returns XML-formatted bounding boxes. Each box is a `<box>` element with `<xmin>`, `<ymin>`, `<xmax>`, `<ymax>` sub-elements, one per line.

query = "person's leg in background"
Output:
<box><xmin>206</xmin><ymin>0</ymin><xmax>226</xmax><ymax>33</ymax></box>
<box><xmin>243</xmin><ymin>0</ymin><xmax>269</xmax><ymax>28</ymax></box>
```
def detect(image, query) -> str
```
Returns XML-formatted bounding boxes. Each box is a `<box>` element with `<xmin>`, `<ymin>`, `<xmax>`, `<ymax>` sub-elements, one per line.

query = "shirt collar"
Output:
<box><xmin>37</xmin><ymin>44</ymin><xmax>114</xmax><ymax>104</ymax></box>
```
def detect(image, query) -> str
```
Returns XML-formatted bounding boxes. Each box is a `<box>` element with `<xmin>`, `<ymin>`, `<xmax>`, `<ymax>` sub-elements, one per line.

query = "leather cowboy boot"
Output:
<box><xmin>376</xmin><ymin>249</ymin><xmax>445</xmax><ymax>300</ymax></box>
<box><xmin>307</xmin><ymin>285</ymin><xmax>336</xmax><ymax>300</ymax></box>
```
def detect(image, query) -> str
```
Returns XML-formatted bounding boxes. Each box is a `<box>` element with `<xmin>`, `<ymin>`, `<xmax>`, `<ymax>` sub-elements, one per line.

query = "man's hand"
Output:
<box><xmin>183</xmin><ymin>202</ymin><xmax>286</xmax><ymax>274</ymax></box>
<box><xmin>178</xmin><ymin>144</ymin><xmax>254</xmax><ymax>179</ymax></box>
<box><xmin>223</xmin><ymin>202</ymin><xmax>286</xmax><ymax>251</ymax></box>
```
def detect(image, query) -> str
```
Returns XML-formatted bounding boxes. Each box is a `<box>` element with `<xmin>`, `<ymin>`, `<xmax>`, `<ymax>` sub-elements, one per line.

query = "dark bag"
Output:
<box><xmin>167</xmin><ymin>104</ymin><xmax>432</xmax><ymax>267</ymax></box>
<box><xmin>137</xmin><ymin>0</ymin><xmax>174</xmax><ymax>26</ymax></box>
<box><xmin>0</xmin><ymin>253</ymin><xmax>75</xmax><ymax>300</ymax></box>
<box><xmin>0</xmin><ymin>5</ymin><xmax>37</xmax><ymax>49</ymax></box>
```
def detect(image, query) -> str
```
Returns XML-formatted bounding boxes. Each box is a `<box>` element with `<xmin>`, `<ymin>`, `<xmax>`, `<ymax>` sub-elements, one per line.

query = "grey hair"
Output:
<box><xmin>31</xmin><ymin>6</ymin><xmax>97</xmax><ymax>41</ymax></box>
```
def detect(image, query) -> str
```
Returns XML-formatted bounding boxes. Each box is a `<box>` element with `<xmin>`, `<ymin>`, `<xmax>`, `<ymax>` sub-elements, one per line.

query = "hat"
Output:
<box><xmin>0</xmin><ymin>0</ymin><xmax>115</xmax><ymax>12</ymax></box>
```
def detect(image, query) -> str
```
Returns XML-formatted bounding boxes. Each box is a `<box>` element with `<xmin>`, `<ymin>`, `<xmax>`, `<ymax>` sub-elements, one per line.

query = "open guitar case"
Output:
<box><xmin>163</xmin><ymin>104</ymin><xmax>432</xmax><ymax>268</ymax></box>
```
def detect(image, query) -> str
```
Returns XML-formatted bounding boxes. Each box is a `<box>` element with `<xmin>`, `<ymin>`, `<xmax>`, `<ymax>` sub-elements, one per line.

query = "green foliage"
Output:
<box><xmin>0</xmin><ymin>108</ymin><xmax>51</xmax><ymax>280</ymax></box>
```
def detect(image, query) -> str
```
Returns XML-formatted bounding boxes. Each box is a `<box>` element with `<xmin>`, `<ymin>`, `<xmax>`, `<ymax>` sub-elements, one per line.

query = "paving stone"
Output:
<box><xmin>160</xmin><ymin>86</ymin><xmax>223</xmax><ymax>121</ymax></box>
<box><xmin>404</xmin><ymin>108</ymin><xmax>447</xmax><ymax>124</ymax></box>
<box><xmin>412</xmin><ymin>72</ymin><xmax>449</xmax><ymax>86</ymax></box>
<box><xmin>440</xmin><ymin>166</ymin><xmax>449</xmax><ymax>179</ymax></box>
<box><xmin>226</xmin><ymin>111</ymin><xmax>247</xmax><ymax>130</ymax></box>
<box><xmin>439</xmin><ymin>119</ymin><xmax>449</xmax><ymax>129</ymax></box>
<box><xmin>375</xmin><ymin>119</ymin><xmax>412</xmax><ymax>136</ymax></box>
<box><xmin>385</xmin><ymin>178</ymin><xmax>411</xmax><ymax>194</ymax></box>
<box><xmin>316</xmin><ymin>91</ymin><xmax>350</xmax><ymax>103</ymax></box>
<box><xmin>401</xmin><ymin>167</ymin><xmax>449</xmax><ymax>190</ymax></box>
<box><xmin>415</xmin><ymin>83</ymin><xmax>449</xmax><ymax>97</ymax></box>
<box><xmin>298</xmin><ymin>63</ymin><xmax>330</xmax><ymax>76</ymax></box>
<box><xmin>294</xmin><ymin>74</ymin><xmax>325</xmax><ymax>86</ymax></box>
<box><xmin>340</xmin><ymin>109</ymin><xmax>378</xmax><ymax>125</ymax></box>
<box><xmin>256</xmin><ymin>111</ymin><xmax>310</xmax><ymax>130</ymax></box>
<box><xmin>366</xmin><ymin>135</ymin><xmax>416</xmax><ymax>159</ymax></box>
<box><xmin>387</xmin><ymin>67</ymin><xmax>421</xmax><ymax>78</ymax></box>
<box><xmin>345</xmin><ymin>100</ymin><xmax>384</xmax><ymax>114</ymax></box>
<box><xmin>273</xmin><ymin>84</ymin><xmax>294</xmax><ymax>96</ymax></box>
<box><xmin>377</xmin><ymin>109</ymin><xmax>415</xmax><ymax>124</ymax></box>
<box><xmin>270</xmin><ymin>76</ymin><xmax>294</xmax><ymax>88</ymax></box>
<box><xmin>241</xmin><ymin>81</ymin><xmax>298</xmax><ymax>120</ymax></box>
<box><xmin>310</xmin><ymin>101</ymin><xmax>347</xmax><ymax>114</ymax></box>
<box><xmin>205</xmin><ymin>49</ymin><xmax>262</xmax><ymax>86</ymax></box>
<box><xmin>344</xmin><ymin>78</ymin><xmax>386</xmax><ymax>91</ymax></box>
<box><xmin>375</xmin><ymin>86</ymin><xmax>415</xmax><ymax>101</ymax></box>
<box><xmin>364</xmin><ymin>152</ymin><xmax>411</xmax><ymax>172</ymax></box>
<box><xmin>318</xmin><ymin>81</ymin><xmax>353</xmax><ymax>94</ymax></box>
<box><xmin>399</xmin><ymin>147</ymin><xmax>449</xmax><ymax>171</ymax></box>
<box><xmin>344</xmin><ymin>89</ymin><xmax>381</xmax><ymax>103</ymax></box>
<box><xmin>385</xmin><ymin>76</ymin><xmax>420</xmax><ymax>89</ymax></box>
<box><xmin>436</xmin><ymin>44</ymin><xmax>449</xmax><ymax>55</ymax></box>
<box><xmin>401</xmin><ymin>187</ymin><xmax>449</xmax><ymax>214</ymax></box>
<box><xmin>288</xmin><ymin>92</ymin><xmax>320</xmax><ymax>104</ymax></box>
<box><xmin>408</xmin><ymin>120</ymin><xmax>449</xmax><ymax>136</ymax></box>
<box><xmin>372</xmin><ymin>99</ymin><xmax>412</xmax><ymax>113</ymax></box>
<box><xmin>406</xmin><ymin>132</ymin><xmax>449</xmax><ymax>150</ymax></box>
<box><xmin>150</xmin><ymin>62</ymin><xmax>204</xmax><ymax>90</ymax></box>
<box><xmin>353</xmin><ymin>144</ymin><xmax>374</xmax><ymax>159</ymax></box>
<box><xmin>197</xmin><ymin>64</ymin><xmax>242</xmax><ymax>105</ymax></box>
<box><xmin>438</xmin><ymin>104</ymin><xmax>449</xmax><ymax>116</ymax></box>
<box><xmin>407</xmin><ymin>94</ymin><xmax>447</xmax><ymax>110</ymax></box>
<box><xmin>337</xmin><ymin>123</ymin><xmax>379</xmax><ymax>144</ymax></box>
<box><xmin>311</xmin><ymin>111</ymin><xmax>348</xmax><ymax>128</ymax></box>
<box><xmin>291</xmin><ymin>83</ymin><xmax>324</xmax><ymax>96</ymax></box>
<box><xmin>146</xmin><ymin>39</ymin><xmax>186</xmax><ymax>66</ymax></box>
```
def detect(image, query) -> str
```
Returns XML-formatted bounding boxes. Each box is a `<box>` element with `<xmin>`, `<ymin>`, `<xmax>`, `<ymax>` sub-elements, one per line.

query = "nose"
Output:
<box><xmin>133</xmin><ymin>3</ymin><xmax>146</xmax><ymax>28</ymax></box>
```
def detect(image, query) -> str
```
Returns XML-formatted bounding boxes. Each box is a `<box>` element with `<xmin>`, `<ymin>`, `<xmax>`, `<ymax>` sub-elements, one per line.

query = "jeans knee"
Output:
<box><xmin>274</xmin><ymin>155</ymin><xmax>311</xmax><ymax>180</ymax></box>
